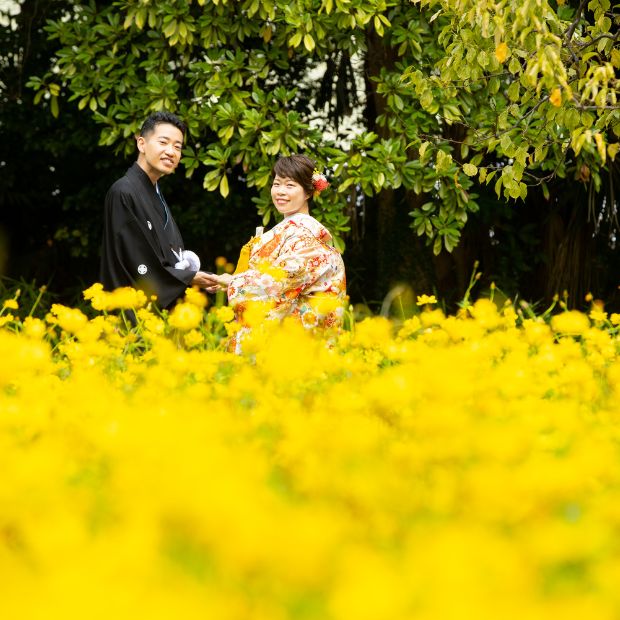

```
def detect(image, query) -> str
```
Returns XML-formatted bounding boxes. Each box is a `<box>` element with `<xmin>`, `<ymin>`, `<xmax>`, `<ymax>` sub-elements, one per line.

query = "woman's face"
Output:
<box><xmin>271</xmin><ymin>175</ymin><xmax>310</xmax><ymax>216</ymax></box>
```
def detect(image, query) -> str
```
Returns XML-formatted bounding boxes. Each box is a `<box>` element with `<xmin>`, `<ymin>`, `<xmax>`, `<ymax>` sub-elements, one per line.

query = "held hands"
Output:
<box><xmin>193</xmin><ymin>272</ymin><xmax>232</xmax><ymax>294</ymax></box>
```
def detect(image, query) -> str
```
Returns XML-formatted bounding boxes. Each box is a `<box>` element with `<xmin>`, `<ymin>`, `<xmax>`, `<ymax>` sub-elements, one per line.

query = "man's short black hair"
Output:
<box><xmin>139</xmin><ymin>111</ymin><xmax>186</xmax><ymax>138</ymax></box>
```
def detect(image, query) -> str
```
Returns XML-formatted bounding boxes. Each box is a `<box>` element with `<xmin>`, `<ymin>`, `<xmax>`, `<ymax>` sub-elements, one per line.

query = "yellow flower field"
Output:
<box><xmin>2</xmin><ymin>289</ymin><xmax>620</xmax><ymax>619</ymax></box>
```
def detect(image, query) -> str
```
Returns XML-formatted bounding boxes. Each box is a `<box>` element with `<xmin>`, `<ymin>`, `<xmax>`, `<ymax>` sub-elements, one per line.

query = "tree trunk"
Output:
<box><xmin>359</xmin><ymin>27</ymin><xmax>436</xmax><ymax>310</ymax></box>
<box><xmin>540</xmin><ymin>203</ymin><xmax>596</xmax><ymax>307</ymax></box>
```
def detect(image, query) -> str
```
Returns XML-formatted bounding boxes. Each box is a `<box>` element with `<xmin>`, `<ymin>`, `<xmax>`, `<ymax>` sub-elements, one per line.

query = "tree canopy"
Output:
<box><xmin>30</xmin><ymin>0</ymin><xmax>619</xmax><ymax>253</ymax></box>
<box><xmin>409</xmin><ymin>0</ymin><xmax>619</xmax><ymax>204</ymax></box>
<box><xmin>16</xmin><ymin>0</ymin><xmax>620</xmax><ymax>307</ymax></box>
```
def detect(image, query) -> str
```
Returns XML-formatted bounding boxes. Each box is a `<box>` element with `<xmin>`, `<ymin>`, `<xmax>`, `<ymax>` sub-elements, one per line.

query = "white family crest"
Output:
<box><xmin>137</xmin><ymin>264</ymin><xmax>148</xmax><ymax>275</ymax></box>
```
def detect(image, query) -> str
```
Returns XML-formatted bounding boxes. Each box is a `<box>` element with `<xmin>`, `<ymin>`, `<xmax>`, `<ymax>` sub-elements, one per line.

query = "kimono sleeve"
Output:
<box><xmin>227</xmin><ymin>226</ymin><xmax>335</xmax><ymax>307</ymax></box>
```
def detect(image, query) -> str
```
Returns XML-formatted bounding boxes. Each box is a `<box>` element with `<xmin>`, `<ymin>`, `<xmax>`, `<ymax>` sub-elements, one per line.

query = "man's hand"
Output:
<box><xmin>193</xmin><ymin>271</ymin><xmax>232</xmax><ymax>294</ymax></box>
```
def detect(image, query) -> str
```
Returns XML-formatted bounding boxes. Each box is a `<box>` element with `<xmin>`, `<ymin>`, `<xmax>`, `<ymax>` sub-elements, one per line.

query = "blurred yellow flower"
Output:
<box><xmin>353</xmin><ymin>317</ymin><xmax>392</xmax><ymax>349</ymax></box>
<box><xmin>3</xmin><ymin>299</ymin><xmax>18</xmax><ymax>310</ymax></box>
<box><xmin>0</xmin><ymin>314</ymin><xmax>14</xmax><ymax>326</ymax></box>
<box><xmin>184</xmin><ymin>287</ymin><xmax>208</xmax><ymax>308</ymax></box>
<box><xmin>169</xmin><ymin>302</ymin><xmax>203</xmax><ymax>331</ymax></box>
<box><xmin>590</xmin><ymin>308</ymin><xmax>607</xmax><ymax>322</ymax></box>
<box><xmin>137</xmin><ymin>308</ymin><xmax>165</xmax><ymax>334</ymax></box>
<box><xmin>224</xmin><ymin>320</ymin><xmax>242</xmax><ymax>336</ymax></box>
<box><xmin>22</xmin><ymin>316</ymin><xmax>46</xmax><ymax>339</ymax></box>
<box><xmin>214</xmin><ymin>305</ymin><xmax>235</xmax><ymax>323</ymax></box>
<box><xmin>551</xmin><ymin>310</ymin><xmax>590</xmax><ymax>335</ymax></box>
<box><xmin>309</xmin><ymin>293</ymin><xmax>342</xmax><ymax>316</ymax></box>
<box><xmin>243</xmin><ymin>300</ymin><xmax>276</xmax><ymax>327</ymax></box>
<box><xmin>420</xmin><ymin>308</ymin><xmax>445</xmax><ymax>327</ymax></box>
<box><xmin>183</xmin><ymin>329</ymin><xmax>205</xmax><ymax>348</ymax></box>
<box><xmin>84</xmin><ymin>283</ymin><xmax>147</xmax><ymax>311</ymax></box>
<box><xmin>256</xmin><ymin>260</ymin><xmax>287</xmax><ymax>281</ymax></box>
<box><xmin>416</xmin><ymin>294</ymin><xmax>437</xmax><ymax>306</ymax></box>
<box><xmin>3</xmin><ymin>286</ymin><xmax>620</xmax><ymax>619</ymax></box>
<box><xmin>470</xmin><ymin>298</ymin><xmax>502</xmax><ymax>330</ymax></box>
<box><xmin>397</xmin><ymin>315</ymin><xmax>422</xmax><ymax>339</ymax></box>
<box><xmin>50</xmin><ymin>303</ymin><xmax>89</xmax><ymax>334</ymax></box>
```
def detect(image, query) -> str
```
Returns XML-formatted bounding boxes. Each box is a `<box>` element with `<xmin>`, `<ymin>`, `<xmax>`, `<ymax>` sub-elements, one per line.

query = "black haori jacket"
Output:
<box><xmin>100</xmin><ymin>163</ymin><xmax>195</xmax><ymax>308</ymax></box>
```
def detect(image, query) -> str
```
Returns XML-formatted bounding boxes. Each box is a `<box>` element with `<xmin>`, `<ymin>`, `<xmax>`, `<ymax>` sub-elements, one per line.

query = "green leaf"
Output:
<box><xmin>462</xmin><ymin>163</ymin><xmax>478</xmax><ymax>176</ymax></box>
<box><xmin>219</xmin><ymin>174</ymin><xmax>229</xmax><ymax>198</ymax></box>
<box><xmin>50</xmin><ymin>95</ymin><xmax>59</xmax><ymax>118</ymax></box>
<box><xmin>288</xmin><ymin>32</ymin><xmax>302</xmax><ymax>48</ymax></box>
<box><xmin>419</xmin><ymin>141</ymin><xmax>431</xmax><ymax>162</ymax></box>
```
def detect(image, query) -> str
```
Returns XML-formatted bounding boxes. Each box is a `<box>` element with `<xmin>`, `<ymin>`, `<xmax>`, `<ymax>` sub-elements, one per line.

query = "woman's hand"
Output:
<box><xmin>196</xmin><ymin>272</ymin><xmax>233</xmax><ymax>294</ymax></box>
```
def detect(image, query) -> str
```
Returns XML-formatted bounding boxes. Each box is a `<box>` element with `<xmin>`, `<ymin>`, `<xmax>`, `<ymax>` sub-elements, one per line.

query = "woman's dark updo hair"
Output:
<box><xmin>272</xmin><ymin>154</ymin><xmax>316</xmax><ymax>201</ymax></box>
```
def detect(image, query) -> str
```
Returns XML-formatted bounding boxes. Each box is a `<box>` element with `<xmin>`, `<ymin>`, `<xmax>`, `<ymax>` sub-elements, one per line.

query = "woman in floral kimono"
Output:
<box><xmin>203</xmin><ymin>155</ymin><xmax>347</xmax><ymax>340</ymax></box>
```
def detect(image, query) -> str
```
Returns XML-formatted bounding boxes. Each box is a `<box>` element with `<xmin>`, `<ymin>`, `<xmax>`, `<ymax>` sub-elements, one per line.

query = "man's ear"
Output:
<box><xmin>136</xmin><ymin>135</ymin><xmax>145</xmax><ymax>154</ymax></box>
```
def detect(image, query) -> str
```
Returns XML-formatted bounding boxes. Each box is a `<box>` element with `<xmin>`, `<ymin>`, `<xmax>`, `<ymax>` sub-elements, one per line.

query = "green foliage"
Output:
<box><xmin>408</xmin><ymin>0</ymin><xmax>619</xmax><ymax>201</ymax></box>
<box><xmin>29</xmin><ymin>0</ymin><xmax>619</xmax><ymax>257</ymax></box>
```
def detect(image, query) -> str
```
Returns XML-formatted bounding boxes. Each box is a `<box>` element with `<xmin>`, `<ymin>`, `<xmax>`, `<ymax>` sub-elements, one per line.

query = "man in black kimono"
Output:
<box><xmin>100</xmin><ymin>111</ymin><xmax>212</xmax><ymax>308</ymax></box>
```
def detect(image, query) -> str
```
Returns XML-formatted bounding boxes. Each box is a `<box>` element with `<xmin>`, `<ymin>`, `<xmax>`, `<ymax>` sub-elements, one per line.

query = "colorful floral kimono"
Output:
<box><xmin>228</xmin><ymin>213</ymin><xmax>347</xmax><ymax>333</ymax></box>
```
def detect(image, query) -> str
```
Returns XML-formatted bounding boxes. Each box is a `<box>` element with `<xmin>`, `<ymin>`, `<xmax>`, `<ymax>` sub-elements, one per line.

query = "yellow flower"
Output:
<box><xmin>83</xmin><ymin>283</ymin><xmax>147</xmax><ymax>311</ymax></box>
<box><xmin>549</xmin><ymin>88</ymin><xmax>562</xmax><ymax>107</ymax></box>
<box><xmin>50</xmin><ymin>303</ymin><xmax>89</xmax><ymax>334</ymax></box>
<box><xmin>169</xmin><ymin>302</ymin><xmax>203</xmax><ymax>331</ymax></box>
<box><xmin>184</xmin><ymin>286</ymin><xmax>208</xmax><ymax>308</ymax></box>
<box><xmin>469</xmin><ymin>298</ymin><xmax>502</xmax><ymax>330</ymax></box>
<box><xmin>83</xmin><ymin>282</ymin><xmax>106</xmax><ymax>308</ymax></box>
<box><xmin>353</xmin><ymin>317</ymin><xmax>393</xmax><ymax>349</ymax></box>
<box><xmin>416</xmin><ymin>294</ymin><xmax>437</xmax><ymax>306</ymax></box>
<box><xmin>502</xmin><ymin>306</ymin><xmax>518</xmax><ymax>327</ymax></box>
<box><xmin>397</xmin><ymin>316</ymin><xmax>422</xmax><ymax>339</ymax></box>
<box><xmin>22</xmin><ymin>317</ymin><xmax>46</xmax><ymax>339</ymax></box>
<box><xmin>243</xmin><ymin>300</ymin><xmax>276</xmax><ymax>327</ymax></box>
<box><xmin>3</xmin><ymin>299</ymin><xmax>18</xmax><ymax>310</ymax></box>
<box><xmin>551</xmin><ymin>310</ymin><xmax>590</xmax><ymax>335</ymax></box>
<box><xmin>308</xmin><ymin>293</ymin><xmax>342</xmax><ymax>316</ymax></box>
<box><xmin>108</xmin><ymin>287</ymin><xmax>148</xmax><ymax>310</ymax></box>
<box><xmin>256</xmin><ymin>260</ymin><xmax>287</xmax><ymax>281</ymax></box>
<box><xmin>183</xmin><ymin>329</ymin><xmax>205</xmax><ymax>348</ymax></box>
<box><xmin>136</xmin><ymin>308</ymin><xmax>165</xmax><ymax>334</ymax></box>
<box><xmin>589</xmin><ymin>308</ymin><xmax>607</xmax><ymax>323</ymax></box>
<box><xmin>0</xmin><ymin>314</ymin><xmax>14</xmax><ymax>327</ymax></box>
<box><xmin>224</xmin><ymin>320</ymin><xmax>242</xmax><ymax>336</ymax></box>
<box><xmin>215</xmin><ymin>256</ymin><xmax>228</xmax><ymax>268</ymax></box>
<box><xmin>611</xmin><ymin>313</ymin><xmax>620</xmax><ymax>326</ymax></box>
<box><xmin>214</xmin><ymin>305</ymin><xmax>235</xmax><ymax>323</ymax></box>
<box><xmin>419</xmin><ymin>308</ymin><xmax>445</xmax><ymax>327</ymax></box>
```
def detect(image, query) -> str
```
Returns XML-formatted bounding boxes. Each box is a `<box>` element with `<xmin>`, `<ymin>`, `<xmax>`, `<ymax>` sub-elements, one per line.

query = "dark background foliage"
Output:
<box><xmin>2</xmin><ymin>0</ymin><xmax>619</xmax><ymax>312</ymax></box>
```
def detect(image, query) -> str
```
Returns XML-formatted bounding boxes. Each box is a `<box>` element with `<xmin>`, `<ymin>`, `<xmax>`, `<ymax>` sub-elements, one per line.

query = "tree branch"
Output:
<box><xmin>576</xmin><ymin>30</ymin><xmax>620</xmax><ymax>51</ymax></box>
<box><xmin>564</xmin><ymin>0</ymin><xmax>588</xmax><ymax>43</ymax></box>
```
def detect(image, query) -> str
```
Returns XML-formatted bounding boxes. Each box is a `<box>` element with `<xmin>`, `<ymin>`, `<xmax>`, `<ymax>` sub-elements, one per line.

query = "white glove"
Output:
<box><xmin>174</xmin><ymin>250</ymin><xmax>201</xmax><ymax>271</ymax></box>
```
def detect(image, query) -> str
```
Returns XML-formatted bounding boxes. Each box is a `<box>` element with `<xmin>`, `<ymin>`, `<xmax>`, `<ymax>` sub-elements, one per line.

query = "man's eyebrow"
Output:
<box><xmin>158</xmin><ymin>133</ymin><xmax>183</xmax><ymax>142</ymax></box>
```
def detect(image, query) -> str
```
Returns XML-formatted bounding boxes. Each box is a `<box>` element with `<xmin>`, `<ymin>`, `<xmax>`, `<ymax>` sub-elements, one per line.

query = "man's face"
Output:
<box><xmin>137</xmin><ymin>122</ymin><xmax>184</xmax><ymax>181</ymax></box>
